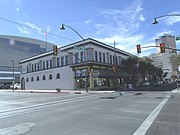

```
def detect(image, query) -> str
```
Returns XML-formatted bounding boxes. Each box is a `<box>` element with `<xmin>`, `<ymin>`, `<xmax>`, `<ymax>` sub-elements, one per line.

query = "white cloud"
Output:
<box><xmin>46</xmin><ymin>25</ymin><xmax>51</xmax><ymax>32</ymax></box>
<box><xmin>84</xmin><ymin>19</ymin><xmax>93</xmax><ymax>24</ymax></box>
<box><xmin>16</xmin><ymin>8</ymin><xmax>20</xmax><ymax>12</ymax></box>
<box><xmin>93</xmin><ymin>0</ymin><xmax>146</xmax><ymax>55</ymax></box>
<box><xmin>25</xmin><ymin>22</ymin><xmax>42</xmax><ymax>33</ymax></box>
<box><xmin>96</xmin><ymin>34</ymin><xmax>144</xmax><ymax>55</ymax></box>
<box><xmin>139</xmin><ymin>15</ymin><xmax>145</xmax><ymax>21</ymax></box>
<box><xmin>17</xmin><ymin>26</ymin><xmax>31</xmax><ymax>35</ymax></box>
<box><xmin>162</xmin><ymin>11</ymin><xmax>180</xmax><ymax>25</ymax></box>
<box><xmin>152</xmin><ymin>30</ymin><xmax>175</xmax><ymax>41</ymax></box>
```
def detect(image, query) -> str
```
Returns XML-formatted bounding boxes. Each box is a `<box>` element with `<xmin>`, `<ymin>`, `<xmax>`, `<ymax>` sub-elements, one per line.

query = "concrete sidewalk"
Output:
<box><xmin>145</xmin><ymin>88</ymin><xmax>180</xmax><ymax>135</ymax></box>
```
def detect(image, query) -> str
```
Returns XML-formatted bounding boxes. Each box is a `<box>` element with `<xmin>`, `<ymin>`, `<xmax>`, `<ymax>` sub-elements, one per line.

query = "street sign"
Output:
<box><xmin>176</xmin><ymin>36</ymin><xmax>180</xmax><ymax>41</ymax></box>
<box><xmin>74</xmin><ymin>46</ymin><xmax>83</xmax><ymax>51</ymax></box>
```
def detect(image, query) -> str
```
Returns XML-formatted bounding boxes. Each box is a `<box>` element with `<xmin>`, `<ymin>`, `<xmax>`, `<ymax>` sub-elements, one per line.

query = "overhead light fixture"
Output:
<box><xmin>60</xmin><ymin>24</ymin><xmax>65</xmax><ymax>30</ymax></box>
<box><xmin>152</xmin><ymin>18</ymin><xmax>158</xmax><ymax>24</ymax></box>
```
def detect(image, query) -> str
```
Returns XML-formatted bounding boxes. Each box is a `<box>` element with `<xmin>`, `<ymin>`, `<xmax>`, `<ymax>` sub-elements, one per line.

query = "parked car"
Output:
<box><xmin>151</xmin><ymin>82</ymin><xmax>159</xmax><ymax>87</ymax></box>
<box><xmin>1</xmin><ymin>84</ymin><xmax>11</xmax><ymax>89</ymax></box>
<box><xmin>10</xmin><ymin>83</ymin><xmax>21</xmax><ymax>90</ymax></box>
<box><xmin>141</xmin><ymin>81</ymin><xmax>150</xmax><ymax>86</ymax></box>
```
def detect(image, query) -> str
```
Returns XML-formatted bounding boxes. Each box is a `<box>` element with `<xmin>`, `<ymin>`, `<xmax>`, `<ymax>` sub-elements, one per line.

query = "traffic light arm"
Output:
<box><xmin>141</xmin><ymin>46</ymin><xmax>180</xmax><ymax>51</ymax></box>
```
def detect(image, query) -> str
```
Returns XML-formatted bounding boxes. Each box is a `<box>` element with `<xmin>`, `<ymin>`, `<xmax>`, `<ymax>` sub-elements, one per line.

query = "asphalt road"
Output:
<box><xmin>0</xmin><ymin>88</ymin><xmax>179</xmax><ymax>135</ymax></box>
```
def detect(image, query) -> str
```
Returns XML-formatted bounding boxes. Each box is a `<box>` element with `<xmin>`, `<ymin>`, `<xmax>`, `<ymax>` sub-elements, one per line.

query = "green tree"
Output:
<box><xmin>122</xmin><ymin>56</ymin><xmax>163</xmax><ymax>86</ymax></box>
<box><xmin>122</xmin><ymin>57</ymin><xmax>138</xmax><ymax>85</ymax></box>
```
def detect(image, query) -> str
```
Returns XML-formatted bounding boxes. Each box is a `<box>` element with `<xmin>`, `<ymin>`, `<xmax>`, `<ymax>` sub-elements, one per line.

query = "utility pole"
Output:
<box><xmin>11</xmin><ymin>60</ymin><xmax>15</xmax><ymax>91</ymax></box>
<box><xmin>60</xmin><ymin>24</ymin><xmax>88</xmax><ymax>92</ymax></box>
<box><xmin>114</xmin><ymin>41</ymin><xmax>118</xmax><ymax>90</ymax></box>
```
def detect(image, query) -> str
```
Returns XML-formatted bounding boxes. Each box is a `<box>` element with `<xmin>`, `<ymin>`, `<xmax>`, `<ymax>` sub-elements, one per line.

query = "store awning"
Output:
<box><xmin>95</xmin><ymin>69</ymin><xmax>128</xmax><ymax>78</ymax></box>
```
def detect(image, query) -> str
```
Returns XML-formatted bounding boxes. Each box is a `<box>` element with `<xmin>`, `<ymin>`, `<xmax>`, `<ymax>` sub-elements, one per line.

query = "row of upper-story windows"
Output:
<box><xmin>25</xmin><ymin>49</ymin><xmax>124</xmax><ymax>73</ymax></box>
<box><xmin>26</xmin><ymin>51</ymin><xmax>86</xmax><ymax>73</ymax></box>
<box><xmin>26</xmin><ymin>73</ymin><xmax>60</xmax><ymax>82</ymax></box>
<box><xmin>94</xmin><ymin>51</ymin><xmax>123</xmax><ymax>65</ymax></box>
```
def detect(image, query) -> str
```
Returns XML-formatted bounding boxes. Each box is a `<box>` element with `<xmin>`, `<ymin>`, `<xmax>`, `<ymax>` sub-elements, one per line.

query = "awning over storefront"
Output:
<box><xmin>94</xmin><ymin>68</ymin><xmax>128</xmax><ymax>78</ymax></box>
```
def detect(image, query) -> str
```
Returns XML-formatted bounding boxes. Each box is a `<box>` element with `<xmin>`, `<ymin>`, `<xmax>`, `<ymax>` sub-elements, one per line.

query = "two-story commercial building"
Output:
<box><xmin>20</xmin><ymin>38</ymin><xmax>134</xmax><ymax>90</ymax></box>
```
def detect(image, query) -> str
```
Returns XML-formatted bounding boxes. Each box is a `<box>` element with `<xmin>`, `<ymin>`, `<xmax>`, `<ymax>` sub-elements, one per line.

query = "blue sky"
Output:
<box><xmin>0</xmin><ymin>0</ymin><xmax>180</xmax><ymax>56</ymax></box>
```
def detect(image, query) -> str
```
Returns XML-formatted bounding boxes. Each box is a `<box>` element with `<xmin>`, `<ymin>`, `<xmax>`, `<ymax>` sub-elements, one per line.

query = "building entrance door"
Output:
<box><xmin>21</xmin><ymin>77</ymin><xmax>25</xmax><ymax>90</ymax></box>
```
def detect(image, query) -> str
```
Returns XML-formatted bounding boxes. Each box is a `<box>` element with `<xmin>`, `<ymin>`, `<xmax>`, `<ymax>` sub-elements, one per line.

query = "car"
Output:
<box><xmin>1</xmin><ymin>84</ymin><xmax>11</xmax><ymax>89</ymax></box>
<box><xmin>141</xmin><ymin>81</ymin><xmax>150</xmax><ymax>86</ymax></box>
<box><xmin>10</xmin><ymin>83</ymin><xmax>21</xmax><ymax>90</ymax></box>
<box><xmin>151</xmin><ymin>82</ymin><xmax>159</xmax><ymax>87</ymax></box>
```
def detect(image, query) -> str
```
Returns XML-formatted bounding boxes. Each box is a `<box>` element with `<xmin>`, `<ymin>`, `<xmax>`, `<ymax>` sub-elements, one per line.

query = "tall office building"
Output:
<box><xmin>148</xmin><ymin>53</ymin><xmax>163</xmax><ymax>69</ymax></box>
<box><xmin>155</xmin><ymin>34</ymin><xmax>176</xmax><ymax>53</ymax></box>
<box><xmin>150</xmin><ymin>34</ymin><xmax>177</xmax><ymax>80</ymax></box>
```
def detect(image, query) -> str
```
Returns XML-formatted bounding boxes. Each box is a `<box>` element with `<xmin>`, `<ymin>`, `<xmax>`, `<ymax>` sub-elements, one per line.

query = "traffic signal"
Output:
<box><xmin>160</xmin><ymin>43</ymin><xmax>165</xmax><ymax>53</ymax></box>
<box><xmin>136</xmin><ymin>44</ymin><xmax>141</xmax><ymax>53</ymax></box>
<box><xmin>53</xmin><ymin>46</ymin><xmax>58</xmax><ymax>56</ymax></box>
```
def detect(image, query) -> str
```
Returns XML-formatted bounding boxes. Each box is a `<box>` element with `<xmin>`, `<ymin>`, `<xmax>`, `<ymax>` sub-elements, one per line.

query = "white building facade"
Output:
<box><xmin>148</xmin><ymin>53</ymin><xmax>163</xmax><ymax>69</ymax></box>
<box><xmin>20</xmin><ymin>38</ymin><xmax>133</xmax><ymax>90</ymax></box>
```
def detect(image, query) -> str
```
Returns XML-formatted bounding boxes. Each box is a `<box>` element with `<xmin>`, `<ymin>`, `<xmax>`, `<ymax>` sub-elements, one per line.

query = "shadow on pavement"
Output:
<box><xmin>116</xmin><ymin>83</ymin><xmax>177</xmax><ymax>92</ymax></box>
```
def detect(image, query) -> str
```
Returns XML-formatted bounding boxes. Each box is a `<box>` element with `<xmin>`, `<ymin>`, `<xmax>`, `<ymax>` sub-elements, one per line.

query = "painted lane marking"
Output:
<box><xmin>133</xmin><ymin>94</ymin><xmax>171</xmax><ymax>135</ymax></box>
<box><xmin>0</xmin><ymin>122</ymin><xmax>36</xmax><ymax>135</ymax></box>
<box><xmin>0</xmin><ymin>94</ymin><xmax>104</xmax><ymax>119</ymax></box>
<box><xmin>0</xmin><ymin>94</ymin><xmax>76</xmax><ymax>105</ymax></box>
<box><xmin>0</xmin><ymin>94</ymin><xmax>102</xmax><ymax>114</ymax></box>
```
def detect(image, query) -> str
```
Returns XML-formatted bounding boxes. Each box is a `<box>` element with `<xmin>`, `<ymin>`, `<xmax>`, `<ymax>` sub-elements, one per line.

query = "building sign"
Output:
<box><xmin>75</xmin><ymin>69</ymin><xmax>85</xmax><ymax>77</ymax></box>
<box><xmin>92</xmin><ymin>70</ymin><xmax>100</xmax><ymax>78</ymax></box>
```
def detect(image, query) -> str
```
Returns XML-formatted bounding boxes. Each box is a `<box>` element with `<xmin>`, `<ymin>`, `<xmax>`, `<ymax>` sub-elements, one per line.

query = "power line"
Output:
<box><xmin>0</xmin><ymin>16</ymin><xmax>75</xmax><ymax>42</ymax></box>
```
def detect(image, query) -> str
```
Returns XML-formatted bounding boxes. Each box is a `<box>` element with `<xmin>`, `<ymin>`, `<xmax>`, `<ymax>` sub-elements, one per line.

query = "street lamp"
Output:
<box><xmin>11</xmin><ymin>60</ymin><xmax>15</xmax><ymax>91</ymax></box>
<box><xmin>60</xmin><ymin>24</ymin><xmax>88</xmax><ymax>92</ymax></box>
<box><xmin>153</xmin><ymin>14</ymin><xmax>180</xmax><ymax>24</ymax></box>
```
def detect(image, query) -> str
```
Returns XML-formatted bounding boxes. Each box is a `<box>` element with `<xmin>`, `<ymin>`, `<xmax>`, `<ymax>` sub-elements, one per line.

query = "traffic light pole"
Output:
<box><xmin>60</xmin><ymin>24</ymin><xmax>88</xmax><ymax>92</ymax></box>
<box><xmin>141</xmin><ymin>46</ymin><xmax>180</xmax><ymax>52</ymax></box>
<box><xmin>114</xmin><ymin>41</ymin><xmax>118</xmax><ymax>90</ymax></box>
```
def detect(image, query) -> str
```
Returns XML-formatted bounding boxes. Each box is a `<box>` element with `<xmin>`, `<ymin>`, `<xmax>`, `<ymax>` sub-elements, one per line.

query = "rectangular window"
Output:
<box><xmin>65</xmin><ymin>55</ymin><xmax>69</xmax><ymax>66</ymax></box>
<box><xmin>110</xmin><ymin>55</ymin><xmax>112</xmax><ymax>64</ymax></box>
<box><xmin>27</xmin><ymin>65</ymin><xmax>29</xmax><ymax>73</ymax></box>
<box><xmin>95</xmin><ymin>51</ymin><xmax>98</xmax><ymax>62</ymax></box>
<box><xmin>32</xmin><ymin>64</ymin><xmax>34</xmax><ymax>72</ymax></box>
<box><xmin>80</xmin><ymin>51</ymin><xmax>84</xmax><ymax>62</ymax></box>
<box><xmin>115</xmin><ymin>56</ymin><xmax>118</xmax><ymax>65</ymax></box>
<box><xmin>29</xmin><ymin>63</ymin><xmax>31</xmax><ymax>72</ymax></box>
<box><xmin>37</xmin><ymin>63</ymin><xmax>40</xmax><ymax>71</ymax></box>
<box><xmin>43</xmin><ymin>61</ymin><xmax>46</xmax><ymax>70</ymax></box>
<box><xmin>39</xmin><ymin>60</ymin><xmax>42</xmax><ymax>70</ymax></box>
<box><xmin>99</xmin><ymin>52</ymin><xmax>102</xmax><ymax>63</ymax></box>
<box><xmin>118</xmin><ymin>56</ymin><xmax>122</xmax><ymax>66</ymax></box>
<box><xmin>57</xmin><ymin>57</ymin><xmax>60</xmax><ymax>67</ymax></box>
<box><xmin>61</xmin><ymin>56</ymin><xmax>64</xmax><ymax>66</ymax></box>
<box><xmin>50</xmin><ymin>59</ymin><xmax>52</xmax><ymax>68</ymax></box>
<box><xmin>46</xmin><ymin>60</ymin><xmax>49</xmax><ymax>69</ymax></box>
<box><xmin>113</xmin><ymin>56</ymin><xmax>115</xmax><ymax>65</ymax></box>
<box><xmin>103</xmin><ymin>53</ymin><xmax>105</xmax><ymax>63</ymax></box>
<box><xmin>52</xmin><ymin>57</ymin><xmax>56</xmax><ymax>68</ymax></box>
<box><xmin>35</xmin><ymin>63</ymin><xmax>37</xmax><ymax>71</ymax></box>
<box><xmin>106</xmin><ymin>53</ymin><xmax>109</xmax><ymax>64</ymax></box>
<box><xmin>75</xmin><ymin>53</ymin><xmax>79</xmax><ymax>64</ymax></box>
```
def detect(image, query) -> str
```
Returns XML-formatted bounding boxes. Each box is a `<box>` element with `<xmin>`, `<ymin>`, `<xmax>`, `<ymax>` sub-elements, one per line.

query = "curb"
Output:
<box><xmin>29</xmin><ymin>91</ymin><xmax>69</xmax><ymax>94</ymax></box>
<box><xmin>0</xmin><ymin>89</ymin><xmax>115</xmax><ymax>94</ymax></box>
